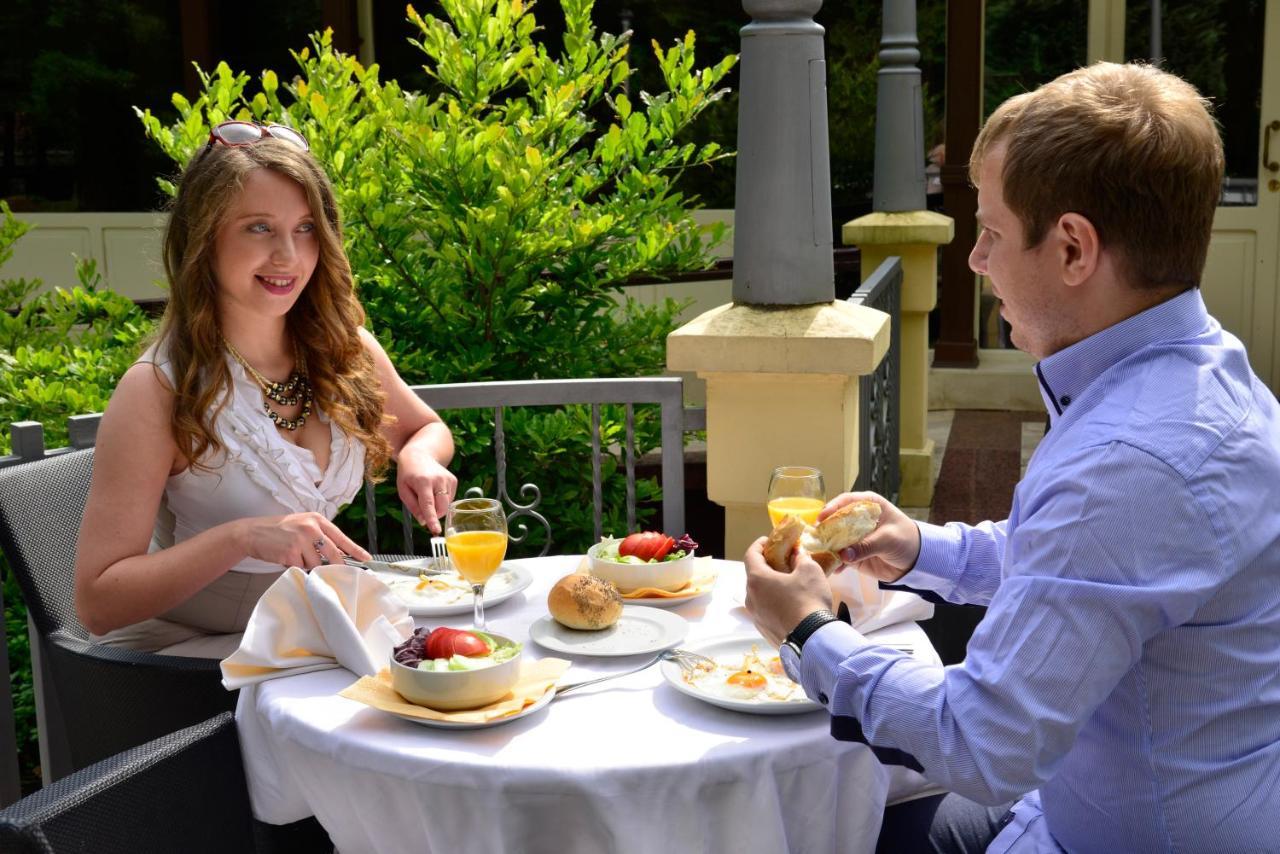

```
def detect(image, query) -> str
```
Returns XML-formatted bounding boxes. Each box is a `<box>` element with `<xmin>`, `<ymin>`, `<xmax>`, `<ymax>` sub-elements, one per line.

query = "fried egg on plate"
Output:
<box><xmin>683</xmin><ymin>645</ymin><xmax>805</xmax><ymax>703</ymax></box>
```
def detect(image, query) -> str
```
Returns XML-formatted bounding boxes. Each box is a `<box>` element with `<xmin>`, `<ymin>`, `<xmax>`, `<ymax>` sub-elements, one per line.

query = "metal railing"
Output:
<box><xmin>849</xmin><ymin>256</ymin><xmax>902</xmax><ymax>504</ymax></box>
<box><xmin>368</xmin><ymin>377</ymin><xmax>691</xmax><ymax>556</ymax></box>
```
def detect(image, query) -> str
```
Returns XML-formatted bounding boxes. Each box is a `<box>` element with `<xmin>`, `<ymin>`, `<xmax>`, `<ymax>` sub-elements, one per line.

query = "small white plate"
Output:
<box><xmin>388</xmin><ymin>686</ymin><xmax>555</xmax><ymax>730</ymax></box>
<box><xmin>661</xmin><ymin>635</ymin><xmax>822</xmax><ymax>715</ymax></box>
<box><xmin>374</xmin><ymin>562</ymin><xmax>533</xmax><ymax>617</ymax></box>
<box><xmin>529</xmin><ymin>606</ymin><xmax>688</xmax><ymax>657</ymax></box>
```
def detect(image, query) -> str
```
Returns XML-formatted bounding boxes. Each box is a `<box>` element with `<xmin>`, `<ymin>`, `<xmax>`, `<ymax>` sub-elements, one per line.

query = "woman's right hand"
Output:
<box><xmin>821</xmin><ymin>492</ymin><xmax>922</xmax><ymax>584</ymax></box>
<box><xmin>237</xmin><ymin>512</ymin><xmax>372</xmax><ymax>570</ymax></box>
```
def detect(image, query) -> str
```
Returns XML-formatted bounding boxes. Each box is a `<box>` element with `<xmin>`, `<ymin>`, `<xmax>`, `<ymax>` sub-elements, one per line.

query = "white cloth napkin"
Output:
<box><xmin>829</xmin><ymin>567</ymin><xmax>935</xmax><ymax>635</ymax></box>
<box><xmin>221</xmin><ymin>563</ymin><xmax>414</xmax><ymax>690</ymax></box>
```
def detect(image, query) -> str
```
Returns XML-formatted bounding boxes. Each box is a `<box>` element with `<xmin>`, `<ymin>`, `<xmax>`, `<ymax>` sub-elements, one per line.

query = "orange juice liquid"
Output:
<box><xmin>767</xmin><ymin>496</ymin><xmax>824</xmax><ymax>526</ymax></box>
<box><xmin>445</xmin><ymin>530</ymin><xmax>508</xmax><ymax>584</ymax></box>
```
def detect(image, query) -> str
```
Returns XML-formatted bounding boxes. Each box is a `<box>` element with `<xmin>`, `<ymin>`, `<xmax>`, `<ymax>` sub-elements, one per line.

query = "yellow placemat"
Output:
<box><xmin>574</xmin><ymin>556</ymin><xmax>718</xmax><ymax>599</ymax></box>
<box><xmin>340</xmin><ymin>658</ymin><xmax>570</xmax><ymax>724</ymax></box>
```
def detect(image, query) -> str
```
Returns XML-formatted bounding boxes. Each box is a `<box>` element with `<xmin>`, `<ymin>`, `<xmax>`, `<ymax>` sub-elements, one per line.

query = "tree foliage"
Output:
<box><xmin>136</xmin><ymin>0</ymin><xmax>737</xmax><ymax>551</ymax></box>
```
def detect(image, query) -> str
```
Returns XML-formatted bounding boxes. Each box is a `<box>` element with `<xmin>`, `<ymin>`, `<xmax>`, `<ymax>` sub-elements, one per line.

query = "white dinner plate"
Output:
<box><xmin>373</xmin><ymin>562</ymin><xmax>533</xmax><ymax>617</ymax></box>
<box><xmin>528</xmin><ymin>606</ymin><xmax>688</xmax><ymax>657</ymax></box>
<box><xmin>388</xmin><ymin>686</ymin><xmax>555</xmax><ymax>730</ymax></box>
<box><xmin>660</xmin><ymin>635</ymin><xmax>822</xmax><ymax>715</ymax></box>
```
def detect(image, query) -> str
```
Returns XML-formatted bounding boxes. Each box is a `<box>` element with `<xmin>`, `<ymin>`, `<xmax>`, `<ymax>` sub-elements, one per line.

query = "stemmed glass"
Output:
<box><xmin>766</xmin><ymin>466</ymin><xmax>825</xmax><ymax>526</ymax></box>
<box><xmin>444</xmin><ymin>497</ymin><xmax>508</xmax><ymax>630</ymax></box>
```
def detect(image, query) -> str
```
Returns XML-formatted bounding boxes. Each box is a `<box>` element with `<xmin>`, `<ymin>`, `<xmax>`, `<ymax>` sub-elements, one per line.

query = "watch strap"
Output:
<box><xmin>785</xmin><ymin>609</ymin><xmax>840</xmax><ymax>654</ymax></box>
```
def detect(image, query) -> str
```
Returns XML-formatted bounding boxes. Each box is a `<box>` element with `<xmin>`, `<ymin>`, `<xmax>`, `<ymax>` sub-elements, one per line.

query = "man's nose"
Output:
<box><xmin>969</xmin><ymin>234</ymin><xmax>988</xmax><ymax>275</ymax></box>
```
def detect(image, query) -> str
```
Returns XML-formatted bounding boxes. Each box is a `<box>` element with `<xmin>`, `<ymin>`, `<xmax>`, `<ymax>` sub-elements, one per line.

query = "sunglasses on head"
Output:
<box><xmin>203</xmin><ymin>121</ymin><xmax>310</xmax><ymax>154</ymax></box>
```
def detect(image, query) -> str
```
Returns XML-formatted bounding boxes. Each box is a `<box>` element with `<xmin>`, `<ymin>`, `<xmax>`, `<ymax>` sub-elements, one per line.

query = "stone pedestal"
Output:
<box><xmin>668</xmin><ymin>301</ymin><xmax>889</xmax><ymax>559</ymax></box>
<box><xmin>842</xmin><ymin>210</ymin><xmax>953</xmax><ymax>506</ymax></box>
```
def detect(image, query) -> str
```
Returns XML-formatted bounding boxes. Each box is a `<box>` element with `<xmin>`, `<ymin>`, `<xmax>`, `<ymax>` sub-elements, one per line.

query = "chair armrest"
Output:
<box><xmin>0</xmin><ymin>712</ymin><xmax>256</xmax><ymax>854</ymax></box>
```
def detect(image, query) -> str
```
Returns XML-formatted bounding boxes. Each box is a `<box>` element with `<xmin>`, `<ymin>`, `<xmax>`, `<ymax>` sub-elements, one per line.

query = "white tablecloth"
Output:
<box><xmin>237</xmin><ymin>556</ymin><xmax>943</xmax><ymax>854</ymax></box>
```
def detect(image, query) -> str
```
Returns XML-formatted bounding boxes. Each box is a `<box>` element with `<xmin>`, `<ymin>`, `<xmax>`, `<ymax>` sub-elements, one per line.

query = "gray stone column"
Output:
<box><xmin>873</xmin><ymin>0</ymin><xmax>927</xmax><ymax>212</ymax></box>
<box><xmin>732</xmin><ymin>0</ymin><xmax>834</xmax><ymax>305</ymax></box>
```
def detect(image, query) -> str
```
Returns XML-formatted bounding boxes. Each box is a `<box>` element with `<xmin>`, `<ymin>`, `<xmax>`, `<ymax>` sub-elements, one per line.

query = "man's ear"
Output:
<box><xmin>1055</xmin><ymin>212</ymin><xmax>1100</xmax><ymax>287</ymax></box>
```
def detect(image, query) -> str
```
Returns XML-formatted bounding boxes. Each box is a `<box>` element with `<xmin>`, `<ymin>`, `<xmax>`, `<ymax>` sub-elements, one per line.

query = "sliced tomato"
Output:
<box><xmin>425</xmin><ymin>627</ymin><xmax>491</xmax><ymax>659</ymax></box>
<box><xmin>618</xmin><ymin>531</ymin><xmax>676</xmax><ymax>561</ymax></box>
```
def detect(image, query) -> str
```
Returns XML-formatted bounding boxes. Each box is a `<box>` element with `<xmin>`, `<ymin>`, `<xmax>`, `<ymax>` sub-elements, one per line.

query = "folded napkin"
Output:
<box><xmin>830</xmin><ymin>567</ymin><xmax>934</xmax><ymax>634</ymax></box>
<box><xmin>340</xmin><ymin>658</ymin><xmax>571</xmax><ymax>724</ymax></box>
<box><xmin>221</xmin><ymin>563</ymin><xmax>414</xmax><ymax>690</ymax></box>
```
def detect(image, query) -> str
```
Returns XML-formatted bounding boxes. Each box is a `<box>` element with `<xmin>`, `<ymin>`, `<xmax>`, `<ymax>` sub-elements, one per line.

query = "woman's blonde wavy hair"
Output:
<box><xmin>155</xmin><ymin>137</ymin><xmax>392</xmax><ymax>479</ymax></box>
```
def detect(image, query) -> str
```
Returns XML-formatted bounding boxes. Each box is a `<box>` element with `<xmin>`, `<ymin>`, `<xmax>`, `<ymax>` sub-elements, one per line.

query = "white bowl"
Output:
<box><xmin>587</xmin><ymin>541</ymin><xmax>696</xmax><ymax>594</ymax></box>
<box><xmin>390</xmin><ymin>632</ymin><xmax>522</xmax><ymax>711</ymax></box>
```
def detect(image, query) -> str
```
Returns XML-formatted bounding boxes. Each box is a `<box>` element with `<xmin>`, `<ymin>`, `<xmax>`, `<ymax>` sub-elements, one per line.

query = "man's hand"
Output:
<box><xmin>743</xmin><ymin>537</ymin><xmax>833</xmax><ymax>647</ymax></box>
<box><xmin>821</xmin><ymin>492</ymin><xmax>922</xmax><ymax>584</ymax></box>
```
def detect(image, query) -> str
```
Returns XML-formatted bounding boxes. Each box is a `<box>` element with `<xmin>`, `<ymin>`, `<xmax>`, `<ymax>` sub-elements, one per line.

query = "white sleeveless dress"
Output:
<box><xmin>91</xmin><ymin>343</ymin><xmax>367</xmax><ymax>657</ymax></box>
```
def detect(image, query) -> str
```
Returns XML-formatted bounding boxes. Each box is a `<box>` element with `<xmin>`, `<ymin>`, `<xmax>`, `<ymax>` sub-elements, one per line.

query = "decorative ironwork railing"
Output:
<box><xmin>848</xmin><ymin>256</ymin><xmax>902</xmax><ymax>504</ymax></box>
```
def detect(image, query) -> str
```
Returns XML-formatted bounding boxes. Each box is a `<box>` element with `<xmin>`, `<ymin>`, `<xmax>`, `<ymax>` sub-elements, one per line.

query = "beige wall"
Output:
<box><xmin>8</xmin><ymin>213</ymin><xmax>169</xmax><ymax>302</ymax></box>
<box><xmin>10</xmin><ymin>208</ymin><xmax>734</xmax><ymax>318</ymax></box>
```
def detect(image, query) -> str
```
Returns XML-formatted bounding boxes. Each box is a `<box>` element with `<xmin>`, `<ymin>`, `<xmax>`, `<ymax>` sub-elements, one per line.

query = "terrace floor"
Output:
<box><xmin>903</xmin><ymin>408</ymin><xmax>1048</xmax><ymax>526</ymax></box>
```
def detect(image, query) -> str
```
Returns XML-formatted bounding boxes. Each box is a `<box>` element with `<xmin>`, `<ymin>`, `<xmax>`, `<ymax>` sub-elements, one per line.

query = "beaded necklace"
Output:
<box><xmin>223</xmin><ymin>337</ymin><xmax>314</xmax><ymax>431</ymax></box>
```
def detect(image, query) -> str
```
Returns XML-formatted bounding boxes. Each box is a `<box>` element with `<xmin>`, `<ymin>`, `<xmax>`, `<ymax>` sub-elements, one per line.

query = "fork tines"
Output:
<box><xmin>429</xmin><ymin>536</ymin><xmax>450</xmax><ymax>573</ymax></box>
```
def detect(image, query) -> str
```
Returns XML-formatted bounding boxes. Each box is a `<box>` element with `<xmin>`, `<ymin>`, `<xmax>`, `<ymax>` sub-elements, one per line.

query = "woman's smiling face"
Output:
<box><xmin>212</xmin><ymin>168</ymin><xmax>319</xmax><ymax>325</ymax></box>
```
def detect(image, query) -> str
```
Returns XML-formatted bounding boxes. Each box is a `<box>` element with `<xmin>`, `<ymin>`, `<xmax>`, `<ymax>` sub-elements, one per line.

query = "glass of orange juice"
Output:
<box><xmin>766</xmin><ymin>466</ymin><xmax>825</xmax><ymax>526</ymax></box>
<box><xmin>445</xmin><ymin>497</ymin><xmax>508</xmax><ymax>630</ymax></box>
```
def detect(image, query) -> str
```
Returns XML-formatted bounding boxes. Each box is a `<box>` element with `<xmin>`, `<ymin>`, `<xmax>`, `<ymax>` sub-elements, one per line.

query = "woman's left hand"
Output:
<box><xmin>397</xmin><ymin>449</ymin><xmax>457</xmax><ymax>535</ymax></box>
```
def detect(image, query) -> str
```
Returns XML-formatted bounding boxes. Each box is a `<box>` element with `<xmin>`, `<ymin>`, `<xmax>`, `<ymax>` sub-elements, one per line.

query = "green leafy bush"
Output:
<box><xmin>0</xmin><ymin>201</ymin><xmax>157</xmax><ymax>791</ymax></box>
<box><xmin>136</xmin><ymin>0</ymin><xmax>736</xmax><ymax>553</ymax></box>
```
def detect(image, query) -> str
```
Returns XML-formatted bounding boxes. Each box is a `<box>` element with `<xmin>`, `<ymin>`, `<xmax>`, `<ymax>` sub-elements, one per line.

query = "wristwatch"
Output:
<box><xmin>782</xmin><ymin>609</ymin><xmax>841</xmax><ymax>660</ymax></box>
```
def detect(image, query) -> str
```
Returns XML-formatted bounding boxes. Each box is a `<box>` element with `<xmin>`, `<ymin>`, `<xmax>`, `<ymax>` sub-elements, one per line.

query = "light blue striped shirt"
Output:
<box><xmin>795</xmin><ymin>288</ymin><xmax>1280</xmax><ymax>852</ymax></box>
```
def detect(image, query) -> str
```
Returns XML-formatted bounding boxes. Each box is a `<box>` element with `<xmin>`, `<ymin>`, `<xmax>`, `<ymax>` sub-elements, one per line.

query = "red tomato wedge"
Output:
<box><xmin>425</xmin><ymin>627</ymin><xmax>491</xmax><ymax>659</ymax></box>
<box><xmin>618</xmin><ymin>531</ymin><xmax>677</xmax><ymax>562</ymax></box>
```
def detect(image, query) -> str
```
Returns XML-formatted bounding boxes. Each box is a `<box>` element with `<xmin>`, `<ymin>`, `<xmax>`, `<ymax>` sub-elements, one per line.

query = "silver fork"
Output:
<box><xmin>430</xmin><ymin>536</ymin><xmax>450</xmax><ymax>573</ymax></box>
<box><xmin>555</xmin><ymin>648</ymin><xmax>712</xmax><ymax>698</ymax></box>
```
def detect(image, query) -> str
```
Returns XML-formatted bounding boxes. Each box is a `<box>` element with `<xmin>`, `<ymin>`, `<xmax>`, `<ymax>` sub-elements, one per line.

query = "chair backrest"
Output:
<box><xmin>0</xmin><ymin>712</ymin><xmax>256</xmax><ymax>854</ymax></box>
<box><xmin>0</xmin><ymin>449</ymin><xmax>94</xmax><ymax>637</ymax></box>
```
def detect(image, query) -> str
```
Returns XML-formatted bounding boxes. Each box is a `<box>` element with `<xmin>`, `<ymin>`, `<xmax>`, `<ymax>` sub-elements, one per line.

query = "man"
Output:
<box><xmin>745</xmin><ymin>62</ymin><xmax>1280</xmax><ymax>853</ymax></box>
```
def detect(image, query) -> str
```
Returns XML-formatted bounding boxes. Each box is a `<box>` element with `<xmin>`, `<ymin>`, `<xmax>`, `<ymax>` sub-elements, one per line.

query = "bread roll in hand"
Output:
<box><xmin>762</xmin><ymin>500</ymin><xmax>881</xmax><ymax>574</ymax></box>
<box><xmin>548</xmin><ymin>573</ymin><xmax>624</xmax><ymax>630</ymax></box>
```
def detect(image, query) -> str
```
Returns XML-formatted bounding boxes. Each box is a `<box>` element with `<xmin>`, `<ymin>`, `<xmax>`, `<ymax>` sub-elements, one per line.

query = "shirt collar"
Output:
<box><xmin>1035</xmin><ymin>287</ymin><xmax>1211</xmax><ymax>421</ymax></box>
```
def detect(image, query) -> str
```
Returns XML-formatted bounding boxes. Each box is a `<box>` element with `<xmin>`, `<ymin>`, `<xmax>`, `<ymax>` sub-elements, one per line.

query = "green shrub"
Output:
<box><xmin>136</xmin><ymin>0</ymin><xmax>736</xmax><ymax>553</ymax></box>
<box><xmin>0</xmin><ymin>201</ymin><xmax>157</xmax><ymax>791</ymax></box>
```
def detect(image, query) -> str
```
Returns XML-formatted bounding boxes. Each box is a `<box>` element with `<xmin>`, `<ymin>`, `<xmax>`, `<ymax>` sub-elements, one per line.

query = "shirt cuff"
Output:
<box><xmin>897</xmin><ymin>521</ymin><xmax>965</xmax><ymax>599</ymax></box>
<box><xmin>796</xmin><ymin>620</ymin><xmax>867</xmax><ymax>708</ymax></box>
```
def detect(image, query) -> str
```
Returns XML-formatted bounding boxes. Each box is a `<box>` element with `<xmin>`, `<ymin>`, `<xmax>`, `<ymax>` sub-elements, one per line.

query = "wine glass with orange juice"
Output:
<box><xmin>766</xmin><ymin>466</ymin><xmax>825</xmax><ymax>526</ymax></box>
<box><xmin>444</xmin><ymin>497</ymin><xmax>508</xmax><ymax>630</ymax></box>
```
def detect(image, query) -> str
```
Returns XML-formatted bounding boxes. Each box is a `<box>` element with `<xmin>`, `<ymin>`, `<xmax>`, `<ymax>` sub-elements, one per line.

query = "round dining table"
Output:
<box><xmin>236</xmin><ymin>555</ymin><xmax>943</xmax><ymax>854</ymax></box>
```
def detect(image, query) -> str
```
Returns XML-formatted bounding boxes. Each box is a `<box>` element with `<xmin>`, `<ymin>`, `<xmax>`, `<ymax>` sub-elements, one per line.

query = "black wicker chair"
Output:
<box><xmin>0</xmin><ymin>712</ymin><xmax>257</xmax><ymax>853</ymax></box>
<box><xmin>0</xmin><ymin>449</ymin><xmax>236</xmax><ymax>782</ymax></box>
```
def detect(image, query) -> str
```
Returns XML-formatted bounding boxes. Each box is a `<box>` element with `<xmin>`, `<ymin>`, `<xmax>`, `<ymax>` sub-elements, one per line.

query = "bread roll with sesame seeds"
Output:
<box><xmin>548</xmin><ymin>573</ymin><xmax>624</xmax><ymax>630</ymax></box>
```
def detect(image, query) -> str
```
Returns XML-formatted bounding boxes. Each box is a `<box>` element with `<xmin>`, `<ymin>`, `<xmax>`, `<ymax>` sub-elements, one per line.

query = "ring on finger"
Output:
<box><xmin>313</xmin><ymin>537</ymin><xmax>329</xmax><ymax>565</ymax></box>
<box><xmin>434</xmin><ymin>489</ymin><xmax>450</xmax><ymax>495</ymax></box>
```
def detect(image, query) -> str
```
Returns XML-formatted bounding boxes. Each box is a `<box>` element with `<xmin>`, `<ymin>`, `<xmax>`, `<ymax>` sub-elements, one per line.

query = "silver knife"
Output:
<box><xmin>343</xmin><ymin>557</ymin><xmax>451</xmax><ymax>577</ymax></box>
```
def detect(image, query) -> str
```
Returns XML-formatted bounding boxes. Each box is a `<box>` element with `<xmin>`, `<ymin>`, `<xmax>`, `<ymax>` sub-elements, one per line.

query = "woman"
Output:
<box><xmin>73</xmin><ymin>122</ymin><xmax>455</xmax><ymax>657</ymax></box>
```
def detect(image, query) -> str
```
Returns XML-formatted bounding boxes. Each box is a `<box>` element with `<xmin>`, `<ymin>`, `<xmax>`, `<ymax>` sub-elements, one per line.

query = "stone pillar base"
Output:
<box><xmin>668</xmin><ymin>301</ymin><xmax>890</xmax><ymax>559</ymax></box>
<box><xmin>723</xmin><ymin>504</ymin><xmax>769</xmax><ymax>562</ymax></box>
<box><xmin>899</xmin><ymin>439</ymin><xmax>936</xmax><ymax>507</ymax></box>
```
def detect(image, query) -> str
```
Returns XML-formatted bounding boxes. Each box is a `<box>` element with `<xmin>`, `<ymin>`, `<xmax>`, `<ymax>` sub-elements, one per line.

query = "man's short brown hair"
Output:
<box><xmin>970</xmin><ymin>62</ymin><xmax>1224</xmax><ymax>290</ymax></box>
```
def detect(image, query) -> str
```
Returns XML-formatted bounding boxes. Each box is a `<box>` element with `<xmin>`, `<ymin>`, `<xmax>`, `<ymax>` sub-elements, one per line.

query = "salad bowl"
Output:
<box><xmin>588</xmin><ymin>538</ymin><xmax>695</xmax><ymax>594</ymax></box>
<box><xmin>390</xmin><ymin>629</ymin><xmax>522</xmax><ymax>710</ymax></box>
